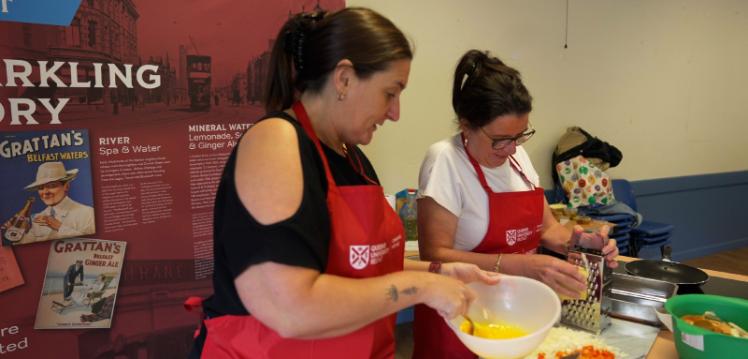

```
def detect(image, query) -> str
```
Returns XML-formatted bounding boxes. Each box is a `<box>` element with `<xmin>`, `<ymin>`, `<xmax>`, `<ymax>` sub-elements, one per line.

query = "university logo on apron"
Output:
<box><xmin>506</xmin><ymin>227</ymin><xmax>533</xmax><ymax>247</ymax></box>
<box><xmin>506</xmin><ymin>229</ymin><xmax>517</xmax><ymax>246</ymax></box>
<box><xmin>349</xmin><ymin>245</ymin><xmax>370</xmax><ymax>270</ymax></box>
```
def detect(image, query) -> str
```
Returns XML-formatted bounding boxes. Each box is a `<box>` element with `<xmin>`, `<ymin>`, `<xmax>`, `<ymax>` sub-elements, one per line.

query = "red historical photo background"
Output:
<box><xmin>0</xmin><ymin>0</ymin><xmax>344</xmax><ymax>357</ymax></box>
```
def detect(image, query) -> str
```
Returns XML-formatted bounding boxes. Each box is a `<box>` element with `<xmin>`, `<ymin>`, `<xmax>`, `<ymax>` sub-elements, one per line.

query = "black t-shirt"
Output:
<box><xmin>203</xmin><ymin>112</ymin><xmax>379</xmax><ymax>317</ymax></box>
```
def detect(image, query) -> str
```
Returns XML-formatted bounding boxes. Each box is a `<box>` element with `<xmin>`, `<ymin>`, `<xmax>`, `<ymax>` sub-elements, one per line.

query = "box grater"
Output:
<box><xmin>560</xmin><ymin>246</ymin><xmax>612</xmax><ymax>334</ymax></box>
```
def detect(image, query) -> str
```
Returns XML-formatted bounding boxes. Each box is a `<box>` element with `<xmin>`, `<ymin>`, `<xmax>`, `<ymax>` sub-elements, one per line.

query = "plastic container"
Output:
<box><xmin>665</xmin><ymin>294</ymin><xmax>748</xmax><ymax>358</ymax></box>
<box><xmin>398</xmin><ymin>189</ymin><xmax>418</xmax><ymax>242</ymax></box>
<box><xmin>445</xmin><ymin>276</ymin><xmax>561</xmax><ymax>359</ymax></box>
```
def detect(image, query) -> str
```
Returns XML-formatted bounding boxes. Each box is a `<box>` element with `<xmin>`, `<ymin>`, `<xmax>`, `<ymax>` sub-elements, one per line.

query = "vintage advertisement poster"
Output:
<box><xmin>34</xmin><ymin>238</ymin><xmax>126</xmax><ymax>329</ymax></box>
<box><xmin>0</xmin><ymin>0</ymin><xmax>344</xmax><ymax>357</ymax></box>
<box><xmin>0</xmin><ymin>129</ymin><xmax>95</xmax><ymax>246</ymax></box>
<box><xmin>0</xmin><ymin>245</ymin><xmax>24</xmax><ymax>294</ymax></box>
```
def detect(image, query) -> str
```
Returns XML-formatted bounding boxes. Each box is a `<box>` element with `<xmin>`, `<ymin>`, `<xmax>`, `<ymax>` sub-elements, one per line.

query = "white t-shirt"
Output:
<box><xmin>418</xmin><ymin>133</ymin><xmax>541</xmax><ymax>251</ymax></box>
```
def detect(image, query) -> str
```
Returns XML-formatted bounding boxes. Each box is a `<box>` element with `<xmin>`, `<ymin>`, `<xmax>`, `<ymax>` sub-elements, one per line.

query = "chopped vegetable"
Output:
<box><xmin>551</xmin><ymin>345</ymin><xmax>615</xmax><ymax>358</ymax></box>
<box><xmin>525</xmin><ymin>327</ymin><xmax>622</xmax><ymax>359</ymax></box>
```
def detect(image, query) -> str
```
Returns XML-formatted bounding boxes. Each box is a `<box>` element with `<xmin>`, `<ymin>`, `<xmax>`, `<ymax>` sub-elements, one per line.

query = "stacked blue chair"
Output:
<box><xmin>544</xmin><ymin>186</ymin><xmax>566</xmax><ymax>205</ymax></box>
<box><xmin>580</xmin><ymin>211</ymin><xmax>637</xmax><ymax>256</ymax></box>
<box><xmin>545</xmin><ymin>188</ymin><xmax>635</xmax><ymax>256</ymax></box>
<box><xmin>610</xmin><ymin>179</ymin><xmax>674</xmax><ymax>258</ymax></box>
<box><xmin>547</xmin><ymin>180</ymin><xmax>674</xmax><ymax>258</ymax></box>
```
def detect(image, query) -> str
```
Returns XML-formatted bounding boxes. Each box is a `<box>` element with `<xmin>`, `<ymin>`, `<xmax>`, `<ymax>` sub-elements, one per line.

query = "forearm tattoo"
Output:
<box><xmin>386</xmin><ymin>285</ymin><xmax>418</xmax><ymax>302</ymax></box>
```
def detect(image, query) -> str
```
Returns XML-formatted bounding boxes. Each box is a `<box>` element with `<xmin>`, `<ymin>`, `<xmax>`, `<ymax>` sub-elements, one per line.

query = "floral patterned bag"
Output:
<box><xmin>555</xmin><ymin>155</ymin><xmax>615</xmax><ymax>208</ymax></box>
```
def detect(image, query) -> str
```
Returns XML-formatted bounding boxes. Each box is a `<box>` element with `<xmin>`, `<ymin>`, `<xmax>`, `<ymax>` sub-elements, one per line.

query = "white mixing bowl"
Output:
<box><xmin>445</xmin><ymin>275</ymin><xmax>561</xmax><ymax>359</ymax></box>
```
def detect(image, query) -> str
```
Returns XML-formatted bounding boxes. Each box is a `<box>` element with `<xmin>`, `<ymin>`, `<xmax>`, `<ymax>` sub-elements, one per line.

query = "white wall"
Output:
<box><xmin>347</xmin><ymin>0</ymin><xmax>748</xmax><ymax>193</ymax></box>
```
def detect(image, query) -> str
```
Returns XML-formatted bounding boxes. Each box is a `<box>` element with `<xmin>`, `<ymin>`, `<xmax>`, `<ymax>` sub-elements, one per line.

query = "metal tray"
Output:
<box><xmin>607</xmin><ymin>273</ymin><xmax>678</xmax><ymax>326</ymax></box>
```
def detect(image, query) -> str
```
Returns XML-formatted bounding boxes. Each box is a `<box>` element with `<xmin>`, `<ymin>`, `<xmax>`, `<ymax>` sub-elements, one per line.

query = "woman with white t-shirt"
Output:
<box><xmin>411</xmin><ymin>50</ymin><xmax>620</xmax><ymax>359</ymax></box>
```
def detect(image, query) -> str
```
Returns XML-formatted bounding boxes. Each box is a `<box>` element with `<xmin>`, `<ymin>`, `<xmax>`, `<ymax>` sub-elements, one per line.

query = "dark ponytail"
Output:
<box><xmin>264</xmin><ymin>7</ymin><xmax>412</xmax><ymax>112</ymax></box>
<box><xmin>452</xmin><ymin>50</ymin><xmax>532</xmax><ymax>129</ymax></box>
<box><xmin>265</xmin><ymin>12</ymin><xmax>321</xmax><ymax>112</ymax></box>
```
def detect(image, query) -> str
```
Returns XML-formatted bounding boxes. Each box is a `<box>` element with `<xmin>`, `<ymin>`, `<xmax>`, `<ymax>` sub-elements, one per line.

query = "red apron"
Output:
<box><xmin>194</xmin><ymin>102</ymin><xmax>405</xmax><ymax>358</ymax></box>
<box><xmin>412</xmin><ymin>134</ymin><xmax>544</xmax><ymax>359</ymax></box>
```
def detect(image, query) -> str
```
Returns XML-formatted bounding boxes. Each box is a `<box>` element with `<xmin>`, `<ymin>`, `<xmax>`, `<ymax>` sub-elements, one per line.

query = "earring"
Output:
<box><xmin>337</xmin><ymin>93</ymin><xmax>346</xmax><ymax>101</ymax></box>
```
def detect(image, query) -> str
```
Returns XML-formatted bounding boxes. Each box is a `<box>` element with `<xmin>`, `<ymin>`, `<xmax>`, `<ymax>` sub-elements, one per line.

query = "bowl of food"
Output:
<box><xmin>445</xmin><ymin>275</ymin><xmax>561</xmax><ymax>359</ymax></box>
<box><xmin>665</xmin><ymin>294</ymin><xmax>748</xmax><ymax>358</ymax></box>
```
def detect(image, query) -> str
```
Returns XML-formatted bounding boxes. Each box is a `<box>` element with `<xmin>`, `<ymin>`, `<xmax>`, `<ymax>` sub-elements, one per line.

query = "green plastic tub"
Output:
<box><xmin>665</xmin><ymin>294</ymin><xmax>748</xmax><ymax>358</ymax></box>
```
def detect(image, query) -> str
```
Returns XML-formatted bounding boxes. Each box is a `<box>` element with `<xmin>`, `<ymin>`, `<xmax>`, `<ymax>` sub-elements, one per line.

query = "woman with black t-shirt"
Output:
<box><xmin>187</xmin><ymin>7</ymin><xmax>500</xmax><ymax>359</ymax></box>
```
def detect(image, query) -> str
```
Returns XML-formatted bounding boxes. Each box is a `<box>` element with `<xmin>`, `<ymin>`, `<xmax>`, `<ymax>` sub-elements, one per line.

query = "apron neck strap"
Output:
<box><xmin>508</xmin><ymin>156</ymin><xmax>536</xmax><ymax>190</ymax></box>
<box><xmin>345</xmin><ymin>146</ymin><xmax>378</xmax><ymax>185</ymax></box>
<box><xmin>292</xmin><ymin>101</ymin><xmax>378</xmax><ymax>187</ymax></box>
<box><xmin>461</xmin><ymin>132</ymin><xmax>536</xmax><ymax>192</ymax></box>
<box><xmin>293</xmin><ymin>101</ymin><xmax>337</xmax><ymax>187</ymax></box>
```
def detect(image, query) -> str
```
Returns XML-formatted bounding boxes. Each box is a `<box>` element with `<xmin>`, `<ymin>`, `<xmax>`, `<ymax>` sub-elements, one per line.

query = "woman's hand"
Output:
<box><xmin>571</xmin><ymin>225</ymin><xmax>619</xmax><ymax>268</ymax></box>
<box><xmin>523</xmin><ymin>254</ymin><xmax>587</xmax><ymax>299</ymax></box>
<box><xmin>420</xmin><ymin>275</ymin><xmax>477</xmax><ymax>320</ymax></box>
<box><xmin>601</xmin><ymin>238</ymin><xmax>620</xmax><ymax>268</ymax></box>
<box><xmin>441</xmin><ymin>262</ymin><xmax>501</xmax><ymax>285</ymax></box>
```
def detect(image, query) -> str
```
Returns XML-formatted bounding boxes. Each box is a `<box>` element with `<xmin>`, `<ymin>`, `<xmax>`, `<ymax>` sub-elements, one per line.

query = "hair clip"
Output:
<box><xmin>460</xmin><ymin>63</ymin><xmax>478</xmax><ymax>91</ymax></box>
<box><xmin>460</xmin><ymin>73</ymin><xmax>469</xmax><ymax>91</ymax></box>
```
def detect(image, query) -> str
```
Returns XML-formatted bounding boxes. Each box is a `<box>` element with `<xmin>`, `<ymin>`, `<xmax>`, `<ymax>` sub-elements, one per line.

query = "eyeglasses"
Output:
<box><xmin>479</xmin><ymin>125</ymin><xmax>536</xmax><ymax>149</ymax></box>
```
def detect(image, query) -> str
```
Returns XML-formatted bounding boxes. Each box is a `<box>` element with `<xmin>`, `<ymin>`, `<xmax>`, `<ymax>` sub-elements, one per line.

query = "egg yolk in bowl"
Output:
<box><xmin>459</xmin><ymin>319</ymin><xmax>528</xmax><ymax>339</ymax></box>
